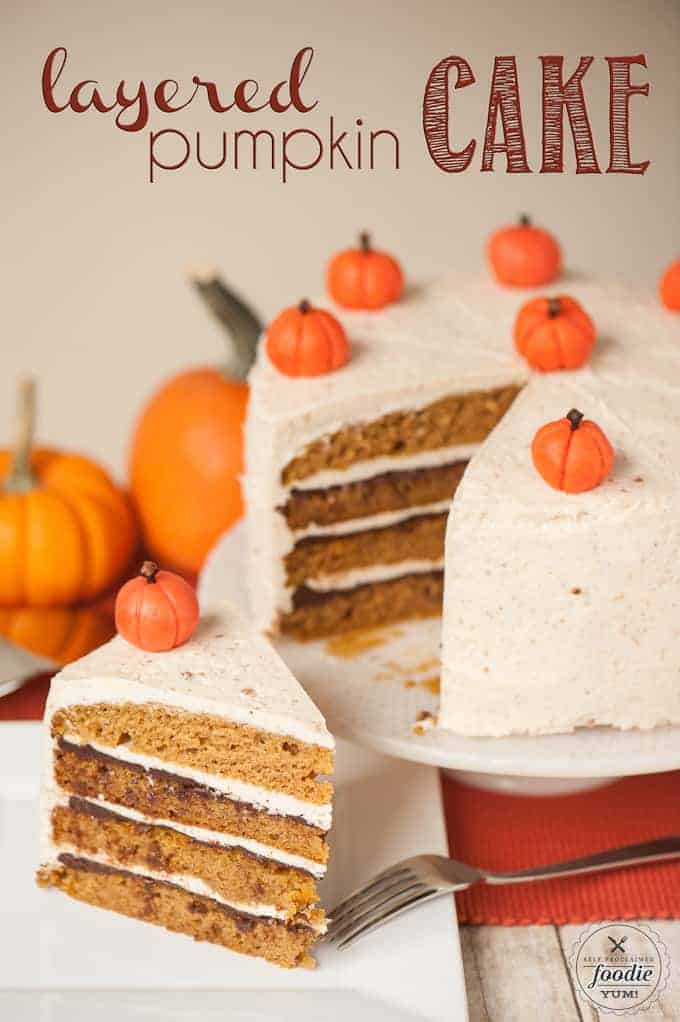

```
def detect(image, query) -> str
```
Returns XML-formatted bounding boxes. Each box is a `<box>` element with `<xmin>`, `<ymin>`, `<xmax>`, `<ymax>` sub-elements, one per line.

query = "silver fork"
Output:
<box><xmin>326</xmin><ymin>836</ymin><xmax>680</xmax><ymax>949</ymax></box>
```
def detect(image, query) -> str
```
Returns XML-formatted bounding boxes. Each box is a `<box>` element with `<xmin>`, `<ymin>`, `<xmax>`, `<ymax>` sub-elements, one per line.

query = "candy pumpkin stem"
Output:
<box><xmin>298</xmin><ymin>299</ymin><xmax>311</xmax><ymax>314</ymax></box>
<box><xmin>140</xmin><ymin>560</ymin><xmax>159</xmax><ymax>583</ymax></box>
<box><xmin>359</xmin><ymin>231</ymin><xmax>372</xmax><ymax>252</ymax></box>
<box><xmin>566</xmin><ymin>408</ymin><xmax>584</xmax><ymax>431</ymax></box>
<box><xmin>4</xmin><ymin>378</ymin><xmax>37</xmax><ymax>494</ymax></box>
<box><xmin>519</xmin><ymin>214</ymin><xmax>531</xmax><ymax>227</ymax></box>
<box><xmin>186</xmin><ymin>266</ymin><xmax>263</xmax><ymax>382</ymax></box>
<box><xmin>547</xmin><ymin>297</ymin><xmax>562</xmax><ymax>318</ymax></box>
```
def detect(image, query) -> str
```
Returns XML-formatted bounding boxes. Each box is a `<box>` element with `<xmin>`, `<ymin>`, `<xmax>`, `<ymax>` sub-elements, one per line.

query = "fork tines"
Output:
<box><xmin>326</xmin><ymin>862</ymin><xmax>438</xmax><ymax>949</ymax></box>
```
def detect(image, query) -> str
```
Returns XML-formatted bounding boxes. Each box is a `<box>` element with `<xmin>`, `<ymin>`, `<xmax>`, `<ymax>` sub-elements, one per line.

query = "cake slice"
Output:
<box><xmin>37</xmin><ymin>602</ymin><xmax>334</xmax><ymax>968</ymax></box>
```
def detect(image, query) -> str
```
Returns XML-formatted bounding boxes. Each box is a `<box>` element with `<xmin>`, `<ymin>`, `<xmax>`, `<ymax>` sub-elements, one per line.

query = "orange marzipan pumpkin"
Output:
<box><xmin>0</xmin><ymin>380</ymin><xmax>139</xmax><ymax>607</ymax></box>
<box><xmin>326</xmin><ymin>232</ymin><xmax>404</xmax><ymax>310</ymax></box>
<box><xmin>266</xmin><ymin>300</ymin><xmax>350</xmax><ymax>377</ymax></box>
<box><xmin>487</xmin><ymin>215</ymin><xmax>562</xmax><ymax>287</ymax></box>
<box><xmin>514</xmin><ymin>295</ymin><xmax>596</xmax><ymax>371</ymax></box>
<box><xmin>532</xmin><ymin>408</ymin><xmax>614</xmax><ymax>494</ymax></box>
<box><xmin>0</xmin><ymin>602</ymin><xmax>115</xmax><ymax>666</ymax></box>
<box><xmin>659</xmin><ymin>259</ymin><xmax>680</xmax><ymax>311</ymax></box>
<box><xmin>115</xmin><ymin>560</ymin><xmax>199</xmax><ymax>652</ymax></box>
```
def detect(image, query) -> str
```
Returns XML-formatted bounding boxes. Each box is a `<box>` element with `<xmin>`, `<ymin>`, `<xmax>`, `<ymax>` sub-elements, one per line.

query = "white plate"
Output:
<box><xmin>200</xmin><ymin>523</ymin><xmax>680</xmax><ymax>783</ymax></box>
<box><xmin>0</xmin><ymin>722</ymin><xmax>466</xmax><ymax>1022</ymax></box>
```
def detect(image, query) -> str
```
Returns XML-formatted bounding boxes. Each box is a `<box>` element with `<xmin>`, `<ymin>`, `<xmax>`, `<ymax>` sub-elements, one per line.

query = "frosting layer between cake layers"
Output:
<box><xmin>439</xmin><ymin>279</ymin><xmax>680</xmax><ymax>735</ymax></box>
<box><xmin>38</xmin><ymin>602</ymin><xmax>335</xmax><ymax>968</ymax></box>
<box><xmin>245</xmin><ymin>275</ymin><xmax>529</xmax><ymax>636</ymax></box>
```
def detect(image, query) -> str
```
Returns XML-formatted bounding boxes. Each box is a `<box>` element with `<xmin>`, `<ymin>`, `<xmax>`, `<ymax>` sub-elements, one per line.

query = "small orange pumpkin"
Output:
<box><xmin>115</xmin><ymin>561</ymin><xmax>199</xmax><ymax>652</ymax></box>
<box><xmin>532</xmin><ymin>408</ymin><xmax>614</xmax><ymax>493</ymax></box>
<box><xmin>0</xmin><ymin>380</ymin><xmax>139</xmax><ymax>607</ymax></box>
<box><xmin>487</xmin><ymin>215</ymin><xmax>562</xmax><ymax>287</ymax></box>
<box><xmin>659</xmin><ymin>259</ymin><xmax>680</xmax><ymax>311</ymax></box>
<box><xmin>0</xmin><ymin>602</ymin><xmax>115</xmax><ymax>666</ymax></box>
<box><xmin>266</xmin><ymin>300</ymin><xmax>350</xmax><ymax>377</ymax></box>
<box><xmin>129</xmin><ymin>271</ymin><xmax>260</xmax><ymax>577</ymax></box>
<box><xmin>326</xmin><ymin>232</ymin><xmax>403</xmax><ymax>310</ymax></box>
<box><xmin>514</xmin><ymin>296</ymin><xmax>596</xmax><ymax>371</ymax></box>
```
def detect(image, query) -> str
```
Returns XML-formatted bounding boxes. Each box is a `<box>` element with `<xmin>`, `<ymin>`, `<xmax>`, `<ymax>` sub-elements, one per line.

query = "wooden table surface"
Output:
<box><xmin>461</xmin><ymin>921</ymin><xmax>680</xmax><ymax>1021</ymax></box>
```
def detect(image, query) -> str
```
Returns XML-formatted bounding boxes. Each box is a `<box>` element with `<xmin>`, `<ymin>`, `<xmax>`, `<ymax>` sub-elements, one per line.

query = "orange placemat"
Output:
<box><xmin>443</xmin><ymin>773</ymin><xmax>680</xmax><ymax>925</ymax></box>
<box><xmin>0</xmin><ymin>674</ymin><xmax>51</xmax><ymax>721</ymax></box>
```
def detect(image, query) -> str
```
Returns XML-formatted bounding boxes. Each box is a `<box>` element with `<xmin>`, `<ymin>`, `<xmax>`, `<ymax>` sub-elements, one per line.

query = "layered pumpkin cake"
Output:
<box><xmin>37</xmin><ymin>602</ymin><xmax>334</xmax><ymax>968</ymax></box>
<box><xmin>245</xmin><ymin>276</ymin><xmax>526</xmax><ymax>638</ymax></box>
<box><xmin>245</xmin><ymin>253</ymin><xmax>680</xmax><ymax>736</ymax></box>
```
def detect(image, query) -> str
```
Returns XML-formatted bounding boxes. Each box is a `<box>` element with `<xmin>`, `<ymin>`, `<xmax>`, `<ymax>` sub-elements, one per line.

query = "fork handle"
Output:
<box><xmin>484</xmin><ymin>836</ymin><xmax>680</xmax><ymax>886</ymax></box>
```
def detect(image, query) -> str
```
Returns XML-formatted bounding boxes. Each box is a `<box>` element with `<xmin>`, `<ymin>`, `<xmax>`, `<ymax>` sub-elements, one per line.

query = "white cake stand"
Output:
<box><xmin>200</xmin><ymin>523</ymin><xmax>680</xmax><ymax>795</ymax></box>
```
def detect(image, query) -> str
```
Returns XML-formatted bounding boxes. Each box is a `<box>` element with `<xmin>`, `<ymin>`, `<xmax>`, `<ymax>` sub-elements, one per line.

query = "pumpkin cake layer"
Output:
<box><xmin>284</xmin><ymin>513</ymin><xmax>447</xmax><ymax>588</ymax></box>
<box><xmin>55</xmin><ymin>740</ymin><xmax>328</xmax><ymax>866</ymax></box>
<box><xmin>38</xmin><ymin>857</ymin><xmax>318</xmax><ymax>969</ymax></box>
<box><xmin>52</xmin><ymin>703</ymin><xmax>332</xmax><ymax>806</ymax></box>
<box><xmin>281</xmin><ymin>571</ymin><xmax>444</xmax><ymax>639</ymax></box>
<box><xmin>52</xmin><ymin>799</ymin><xmax>319</xmax><ymax>918</ymax></box>
<box><xmin>281</xmin><ymin>462</ymin><xmax>467</xmax><ymax>530</ymax></box>
<box><xmin>281</xmin><ymin>386</ymin><xmax>520</xmax><ymax>485</ymax></box>
<box><xmin>39</xmin><ymin>602</ymin><xmax>334</xmax><ymax>967</ymax></box>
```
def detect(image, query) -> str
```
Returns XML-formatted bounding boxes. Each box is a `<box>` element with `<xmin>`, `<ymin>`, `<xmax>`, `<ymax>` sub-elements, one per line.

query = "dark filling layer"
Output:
<box><xmin>56</xmin><ymin>854</ymin><xmax>314</xmax><ymax>934</ymax></box>
<box><xmin>280</xmin><ymin>571</ymin><xmax>444</xmax><ymax>639</ymax></box>
<box><xmin>57</xmin><ymin>739</ymin><xmax>325</xmax><ymax>835</ymax></box>
<box><xmin>284</xmin><ymin>512</ymin><xmax>447</xmax><ymax>588</ymax></box>
<box><xmin>292</xmin><ymin>569</ymin><xmax>444</xmax><ymax>608</ymax></box>
<box><xmin>65</xmin><ymin>795</ymin><xmax>315</xmax><ymax>878</ymax></box>
<box><xmin>280</xmin><ymin>461</ymin><xmax>468</xmax><ymax>531</ymax></box>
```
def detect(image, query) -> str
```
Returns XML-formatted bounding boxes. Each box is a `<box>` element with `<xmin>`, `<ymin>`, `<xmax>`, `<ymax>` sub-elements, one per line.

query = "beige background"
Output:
<box><xmin>2</xmin><ymin>0</ymin><xmax>678</xmax><ymax>477</ymax></box>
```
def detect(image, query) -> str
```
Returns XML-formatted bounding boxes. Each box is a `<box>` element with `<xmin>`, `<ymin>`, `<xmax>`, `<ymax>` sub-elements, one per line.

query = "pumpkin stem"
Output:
<box><xmin>3</xmin><ymin>378</ymin><xmax>37</xmax><ymax>494</ymax></box>
<box><xmin>140</xmin><ymin>560</ymin><xmax>159</xmax><ymax>583</ymax></box>
<box><xmin>519</xmin><ymin>214</ymin><xmax>531</xmax><ymax>227</ymax></box>
<box><xmin>298</xmin><ymin>299</ymin><xmax>311</xmax><ymax>314</ymax></box>
<box><xmin>547</xmin><ymin>297</ymin><xmax>562</xmax><ymax>318</ymax></box>
<box><xmin>566</xmin><ymin>408</ymin><xmax>584</xmax><ymax>431</ymax></box>
<box><xmin>359</xmin><ymin>231</ymin><xmax>372</xmax><ymax>252</ymax></box>
<box><xmin>186</xmin><ymin>267</ymin><xmax>263</xmax><ymax>382</ymax></box>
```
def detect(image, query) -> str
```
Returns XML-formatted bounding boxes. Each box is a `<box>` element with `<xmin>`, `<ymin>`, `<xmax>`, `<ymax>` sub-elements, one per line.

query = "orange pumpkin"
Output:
<box><xmin>0</xmin><ymin>602</ymin><xmax>115</xmax><ymax>666</ymax></box>
<box><xmin>532</xmin><ymin>408</ymin><xmax>614</xmax><ymax>493</ymax></box>
<box><xmin>326</xmin><ymin>232</ymin><xmax>403</xmax><ymax>309</ymax></box>
<box><xmin>115</xmin><ymin>560</ymin><xmax>199</xmax><ymax>652</ymax></box>
<box><xmin>266</xmin><ymin>300</ymin><xmax>350</xmax><ymax>377</ymax></box>
<box><xmin>0</xmin><ymin>380</ymin><xmax>138</xmax><ymax>607</ymax></box>
<box><xmin>659</xmin><ymin>259</ymin><xmax>680</xmax><ymax>311</ymax></box>
<box><xmin>129</xmin><ymin>272</ymin><xmax>260</xmax><ymax>576</ymax></box>
<box><xmin>514</xmin><ymin>295</ymin><xmax>596</xmax><ymax>371</ymax></box>
<box><xmin>487</xmin><ymin>215</ymin><xmax>562</xmax><ymax>287</ymax></box>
